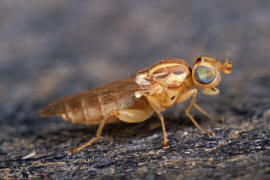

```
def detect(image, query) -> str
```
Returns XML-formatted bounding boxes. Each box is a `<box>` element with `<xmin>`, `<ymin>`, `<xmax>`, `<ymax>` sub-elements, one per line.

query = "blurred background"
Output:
<box><xmin>1</xmin><ymin>0</ymin><xmax>270</xmax><ymax>106</ymax></box>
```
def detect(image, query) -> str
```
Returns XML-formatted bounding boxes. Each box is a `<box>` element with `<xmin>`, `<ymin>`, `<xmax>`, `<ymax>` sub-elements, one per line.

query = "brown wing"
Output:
<box><xmin>38</xmin><ymin>77</ymin><xmax>141</xmax><ymax>118</ymax></box>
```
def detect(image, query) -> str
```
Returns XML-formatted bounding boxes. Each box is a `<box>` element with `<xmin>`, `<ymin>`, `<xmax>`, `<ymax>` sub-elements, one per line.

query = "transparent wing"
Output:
<box><xmin>38</xmin><ymin>77</ymin><xmax>143</xmax><ymax>117</ymax></box>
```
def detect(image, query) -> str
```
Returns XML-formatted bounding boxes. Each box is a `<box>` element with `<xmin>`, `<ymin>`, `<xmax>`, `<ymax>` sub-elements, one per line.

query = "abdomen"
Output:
<box><xmin>39</xmin><ymin>78</ymin><xmax>150</xmax><ymax>125</ymax></box>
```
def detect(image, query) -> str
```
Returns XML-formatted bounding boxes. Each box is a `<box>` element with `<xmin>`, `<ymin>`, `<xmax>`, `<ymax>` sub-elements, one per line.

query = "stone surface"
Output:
<box><xmin>1</xmin><ymin>0</ymin><xmax>270</xmax><ymax>179</ymax></box>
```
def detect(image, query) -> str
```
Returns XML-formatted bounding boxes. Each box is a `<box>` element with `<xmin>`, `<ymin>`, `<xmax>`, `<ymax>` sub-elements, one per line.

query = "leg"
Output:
<box><xmin>115</xmin><ymin>108</ymin><xmax>170</xmax><ymax>147</ymax></box>
<box><xmin>184</xmin><ymin>89</ymin><xmax>214</xmax><ymax>135</ymax></box>
<box><xmin>193</xmin><ymin>103</ymin><xmax>222</xmax><ymax>122</ymax></box>
<box><xmin>144</xmin><ymin>95</ymin><xmax>168</xmax><ymax>148</ymax></box>
<box><xmin>155</xmin><ymin>111</ymin><xmax>168</xmax><ymax>147</ymax></box>
<box><xmin>67</xmin><ymin>105</ymin><xmax>154</xmax><ymax>155</ymax></box>
<box><xmin>114</xmin><ymin>102</ymin><xmax>168</xmax><ymax>148</ymax></box>
<box><xmin>177</xmin><ymin>89</ymin><xmax>221</xmax><ymax>122</ymax></box>
<box><xmin>66</xmin><ymin>113</ymin><xmax>112</xmax><ymax>155</ymax></box>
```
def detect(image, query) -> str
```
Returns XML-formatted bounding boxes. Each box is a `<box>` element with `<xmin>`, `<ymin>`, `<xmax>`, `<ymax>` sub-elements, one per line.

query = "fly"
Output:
<box><xmin>39</xmin><ymin>56</ymin><xmax>232</xmax><ymax>154</ymax></box>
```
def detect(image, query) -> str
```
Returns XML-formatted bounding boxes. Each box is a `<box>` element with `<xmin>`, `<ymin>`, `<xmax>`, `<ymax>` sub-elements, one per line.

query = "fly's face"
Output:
<box><xmin>192</xmin><ymin>56</ymin><xmax>232</xmax><ymax>95</ymax></box>
<box><xmin>135</xmin><ymin>59</ymin><xmax>191</xmax><ymax>88</ymax></box>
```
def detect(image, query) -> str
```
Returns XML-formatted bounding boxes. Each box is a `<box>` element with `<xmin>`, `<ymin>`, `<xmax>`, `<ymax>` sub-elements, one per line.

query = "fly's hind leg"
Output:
<box><xmin>66</xmin><ymin>113</ymin><xmax>112</xmax><ymax>155</ymax></box>
<box><xmin>66</xmin><ymin>106</ymin><xmax>154</xmax><ymax>155</ymax></box>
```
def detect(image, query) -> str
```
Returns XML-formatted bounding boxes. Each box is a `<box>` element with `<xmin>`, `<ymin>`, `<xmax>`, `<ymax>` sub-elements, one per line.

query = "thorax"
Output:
<box><xmin>151</xmin><ymin>76</ymin><xmax>193</xmax><ymax>110</ymax></box>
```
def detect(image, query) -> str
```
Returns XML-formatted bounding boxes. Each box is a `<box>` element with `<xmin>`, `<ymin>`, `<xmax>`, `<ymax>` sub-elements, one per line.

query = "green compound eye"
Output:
<box><xmin>194</xmin><ymin>66</ymin><xmax>217</xmax><ymax>84</ymax></box>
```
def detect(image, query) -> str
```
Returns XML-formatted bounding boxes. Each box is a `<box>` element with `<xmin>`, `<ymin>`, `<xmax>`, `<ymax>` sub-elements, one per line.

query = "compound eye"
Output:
<box><xmin>194</xmin><ymin>66</ymin><xmax>216</xmax><ymax>84</ymax></box>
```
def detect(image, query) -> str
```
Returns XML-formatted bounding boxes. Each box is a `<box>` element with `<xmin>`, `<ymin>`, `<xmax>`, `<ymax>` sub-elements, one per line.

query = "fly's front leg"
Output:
<box><xmin>178</xmin><ymin>90</ymin><xmax>221</xmax><ymax>122</ymax></box>
<box><xmin>193</xmin><ymin>103</ymin><xmax>223</xmax><ymax>122</ymax></box>
<box><xmin>177</xmin><ymin>89</ymin><xmax>215</xmax><ymax>135</ymax></box>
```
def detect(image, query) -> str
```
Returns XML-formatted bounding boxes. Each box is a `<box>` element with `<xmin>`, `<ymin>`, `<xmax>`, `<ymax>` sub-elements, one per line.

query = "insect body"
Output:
<box><xmin>39</xmin><ymin>56</ymin><xmax>232</xmax><ymax>154</ymax></box>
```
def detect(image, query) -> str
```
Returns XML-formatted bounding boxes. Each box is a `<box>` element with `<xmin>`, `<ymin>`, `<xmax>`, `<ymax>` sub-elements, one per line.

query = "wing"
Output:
<box><xmin>38</xmin><ymin>77</ymin><xmax>141</xmax><ymax>117</ymax></box>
